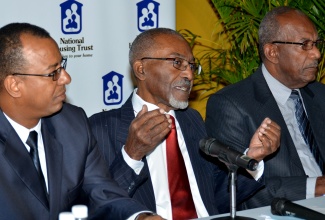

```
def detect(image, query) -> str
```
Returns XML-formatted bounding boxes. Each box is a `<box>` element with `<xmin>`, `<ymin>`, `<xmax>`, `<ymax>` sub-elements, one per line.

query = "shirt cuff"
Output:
<box><xmin>122</xmin><ymin>145</ymin><xmax>144</xmax><ymax>174</ymax></box>
<box><xmin>306</xmin><ymin>177</ymin><xmax>317</xmax><ymax>199</ymax></box>
<box><xmin>244</xmin><ymin>148</ymin><xmax>264</xmax><ymax>180</ymax></box>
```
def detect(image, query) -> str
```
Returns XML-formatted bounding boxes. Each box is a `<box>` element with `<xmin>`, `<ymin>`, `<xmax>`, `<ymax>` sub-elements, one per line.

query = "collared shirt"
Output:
<box><xmin>121</xmin><ymin>89</ymin><xmax>209</xmax><ymax>219</ymax></box>
<box><xmin>4</xmin><ymin>113</ymin><xmax>49</xmax><ymax>191</ymax></box>
<box><xmin>262</xmin><ymin>64</ymin><xmax>322</xmax><ymax>198</ymax></box>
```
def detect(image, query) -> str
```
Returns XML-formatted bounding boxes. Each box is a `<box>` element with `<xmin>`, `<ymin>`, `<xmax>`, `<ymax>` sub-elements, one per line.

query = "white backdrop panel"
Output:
<box><xmin>0</xmin><ymin>0</ymin><xmax>175</xmax><ymax>116</ymax></box>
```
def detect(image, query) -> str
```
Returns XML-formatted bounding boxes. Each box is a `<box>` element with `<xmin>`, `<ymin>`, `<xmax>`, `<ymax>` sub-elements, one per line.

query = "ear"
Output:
<box><xmin>264</xmin><ymin>43</ymin><xmax>279</xmax><ymax>64</ymax></box>
<box><xmin>3</xmin><ymin>75</ymin><xmax>22</xmax><ymax>98</ymax></box>
<box><xmin>133</xmin><ymin>60</ymin><xmax>146</xmax><ymax>81</ymax></box>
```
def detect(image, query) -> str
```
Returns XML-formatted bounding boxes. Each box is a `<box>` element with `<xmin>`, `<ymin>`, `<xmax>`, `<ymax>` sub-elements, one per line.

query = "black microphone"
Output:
<box><xmin>199</xmin><ymin>138</ymin><xmax>258</xmax><ymax>171</ymax></box>
<box><xmin>271</xmin><ymin>197</ymin><xmax>325</xmax><ymax>219</ymax></box>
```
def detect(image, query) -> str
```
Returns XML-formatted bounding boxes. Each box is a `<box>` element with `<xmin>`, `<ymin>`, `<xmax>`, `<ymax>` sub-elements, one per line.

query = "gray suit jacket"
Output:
<box><xmin>0</xmin><ymin>103</ymin><xmax>147</xmax><ymax>220</ymax></box>
<box><xmin>89</xmin><ymin>94</ymin><xmax>263</xmax><ymax>215</ymax></box>
<box><xmin>205</xmin><ymin>66</ymin><xmax>325</xmax><ymax>209</ymax></box>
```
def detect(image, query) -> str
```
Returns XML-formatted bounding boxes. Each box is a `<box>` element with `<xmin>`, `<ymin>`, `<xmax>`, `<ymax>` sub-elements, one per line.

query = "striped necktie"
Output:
<box><xmin>290</xmin><ymin>90</ymin><xmax>324</xmax><ymax>174</ymax></box>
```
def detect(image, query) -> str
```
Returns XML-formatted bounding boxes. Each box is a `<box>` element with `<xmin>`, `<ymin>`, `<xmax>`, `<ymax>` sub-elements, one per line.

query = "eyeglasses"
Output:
<box><xmin>271</xmin><ymin>39</ymin><xmax>324</xmax><ymax>51</ymax></box>
<box><xmin>12</xmin><ymin>58</ymin><xmax>67</xmax><ymax>81</ymax></box>
<box><xmin>141</xmin><ymin>57</ymin><xmax>201</xmax><ymax>74</ymax></box>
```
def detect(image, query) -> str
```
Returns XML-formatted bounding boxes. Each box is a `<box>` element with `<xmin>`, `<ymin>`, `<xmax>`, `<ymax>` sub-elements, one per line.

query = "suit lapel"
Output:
<box><xmin>41</xmin><ymin>120</ymin><xmax>63</xmax><ymax>213</ymax></box>
<box><xmin>301</xmin><ymin>86</ymin><xmax>325</xmax><ymax>161</ymax></box>
<box><xmin>117</xmin><ymin>95</ymin><xmax>135</xmax><ymax>145</ymax></box>
<box><xmin>0</xmin><ymin>112</ymin><xmax>49</xmax><ymax>209</ymax></box>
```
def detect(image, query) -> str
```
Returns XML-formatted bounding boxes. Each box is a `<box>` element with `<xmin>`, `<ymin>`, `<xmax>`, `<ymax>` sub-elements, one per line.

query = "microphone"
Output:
<box><xmin>199</xmin><ymin>138</ymin><xmax>258</xmax><ymax>171</ymax></box>
<box><xmin>271</xmin><ymin>197</ymin><xmax>325</xmax><ymax>219</ymax></box>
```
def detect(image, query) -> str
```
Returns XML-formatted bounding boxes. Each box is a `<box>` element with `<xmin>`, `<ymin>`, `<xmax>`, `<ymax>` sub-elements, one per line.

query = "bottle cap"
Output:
<box><xmin>72</xmin><ymin>204</ymin><xmax>88</xmax><ymax>218</ymax></box>
<box><xmin>59</xmin><ymin>212</ymin><xmax>75</xmax><ymax>220</ymax></box>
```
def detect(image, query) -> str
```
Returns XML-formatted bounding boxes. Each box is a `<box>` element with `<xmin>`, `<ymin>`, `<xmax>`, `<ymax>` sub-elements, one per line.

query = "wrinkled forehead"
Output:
<box><xmin>150</xmin><ymin>34</ymin><xmax>194</xmax><ymax>59</ymax></box>
<box><xmin>277</xmin><ymin>12</ymin><xmax>317</xmax><ymax>39</ymax></box>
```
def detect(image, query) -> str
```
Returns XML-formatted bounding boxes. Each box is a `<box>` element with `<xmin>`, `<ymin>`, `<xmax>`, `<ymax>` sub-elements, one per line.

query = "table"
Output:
<box><xmin>198</xmin><ymin>196</ymin><xmax>325</xmax><ymax>220</ymax></box>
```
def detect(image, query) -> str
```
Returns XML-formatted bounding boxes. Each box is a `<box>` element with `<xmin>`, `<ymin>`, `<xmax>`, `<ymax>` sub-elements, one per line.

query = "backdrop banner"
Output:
<box><xmin>0</xmin><ymin>0</ymin><xmax>175</xmax><ymax>116</ymax></box>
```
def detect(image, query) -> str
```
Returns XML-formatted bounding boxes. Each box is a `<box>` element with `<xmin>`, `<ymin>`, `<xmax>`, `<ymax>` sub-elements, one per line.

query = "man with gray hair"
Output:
<box><xmin>90</xmin><ymin>27</ymin><xmax>280</xmax><ymax>219</ymax></box>
<box><xmin>206</xmin><ymin>6</ymin><xmax>325</xmax><ymax>209</ymax></box>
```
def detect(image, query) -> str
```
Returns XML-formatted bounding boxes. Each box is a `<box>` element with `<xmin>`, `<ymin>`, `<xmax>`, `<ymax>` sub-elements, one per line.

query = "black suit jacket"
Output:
<box><xmin>0</xmin><ymin>103</ymin><xmax>147</xmax><ymax>220</ymax></box>
<box><xmin>89</xmin><ymin>94</ymin><xmax>263</xmax><ymax>215</ymax></box>
<box><xmin>205</xmin><ymin>66</ymin><xmax>325</xmax><ymax>209</ymax></box>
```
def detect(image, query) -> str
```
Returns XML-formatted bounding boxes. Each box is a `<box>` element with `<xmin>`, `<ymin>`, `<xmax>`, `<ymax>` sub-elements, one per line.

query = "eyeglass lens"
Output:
<box><xmin>173</xmin><ymin>57</ymin><xmax>199</xmax><ymax>73</ymax></box>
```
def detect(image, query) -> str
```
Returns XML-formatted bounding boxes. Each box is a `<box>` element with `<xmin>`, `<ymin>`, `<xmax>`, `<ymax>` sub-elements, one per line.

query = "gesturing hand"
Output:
<box><xmin>247</xmin><ymin>117</ymin><xmax>281</xmax><ymax>162</ymax></box>
<box><xmin>124</xmin><ymin>105</ymin><xmax>172</xmax><ymax>160</ymax></box>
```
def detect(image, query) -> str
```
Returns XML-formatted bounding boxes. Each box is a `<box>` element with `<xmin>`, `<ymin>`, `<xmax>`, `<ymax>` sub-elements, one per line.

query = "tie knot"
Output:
<box><xmin>26</xmin><ymin>130</ymin><xmax>38</xmax><ymax>150</ymax></box>
<box><xmin>290</xmin><ymin>90</ymin><xmax>300</xmax><ymax>100</ymax></box>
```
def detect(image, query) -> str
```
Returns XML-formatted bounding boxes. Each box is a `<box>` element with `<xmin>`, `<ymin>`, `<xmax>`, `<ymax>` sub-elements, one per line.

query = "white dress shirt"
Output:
<box><xmin>262</xmin><ymin>64</ymin><xmax>322</xmax><ymax>198</ymax></box>
<box><xmin>121</xmin><ymin>89</ymin><xmax>263</xmax><ymax>219</ymax></box>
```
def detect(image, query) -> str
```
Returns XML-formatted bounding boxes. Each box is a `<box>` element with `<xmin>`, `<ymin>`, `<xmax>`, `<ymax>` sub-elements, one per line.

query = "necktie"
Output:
<box><xmin>166</xmin><ymin>116</ymin><xmax>197</xmax><ymax>220</ymax></box>
<box><xmin>26</xmin><ymin>131</ymin><xmax>49</xmax><ymax>202</ymax></box>
<box><xmin>290</xmin><ymin>90</ymin><xmax>324</xmax><ymax>174</ymax></box>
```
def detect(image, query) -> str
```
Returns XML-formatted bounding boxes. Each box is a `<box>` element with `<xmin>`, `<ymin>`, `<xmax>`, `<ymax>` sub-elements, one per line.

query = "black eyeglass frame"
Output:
<box><xmin>140</xmin><ymin>57</ymin><xmax>201</xmax><ymax>74</ymax></box>
<box><xmin>271</xmin><ymin>39</ymin><xmax>324</xmax><ymax>51</ymax></box>
<box><xmin>12</xmin><ymin>57</ymin><xmax>67</xmax><ymax>81</ymax></box>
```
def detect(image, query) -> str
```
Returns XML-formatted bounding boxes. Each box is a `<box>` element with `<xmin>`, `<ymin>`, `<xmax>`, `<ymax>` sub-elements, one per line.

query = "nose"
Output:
<box><xmin>57</xmin><ymin>68</ymin><xmax>71</xmax><ymax>85</ymax></box>
<box><xmin>180</xmin><ymin>64</ymin><xmax>194</xmax><ymax>81</ymax></box>
<box><xmin>311</xmin><ymin>44</ymin><xmax>321</xmax><ymax>60</ymax></box>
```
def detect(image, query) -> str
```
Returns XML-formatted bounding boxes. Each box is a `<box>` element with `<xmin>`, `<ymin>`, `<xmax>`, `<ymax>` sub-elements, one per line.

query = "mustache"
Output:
<box><xmin>306</xmin><ymin>61</ymin><xmax>319</xmax><ymax>68</ymax></box>
<box><xmin>173</xmin><ymin>79</ymin><xmax>192</xmax><ymax>87</ymax></box>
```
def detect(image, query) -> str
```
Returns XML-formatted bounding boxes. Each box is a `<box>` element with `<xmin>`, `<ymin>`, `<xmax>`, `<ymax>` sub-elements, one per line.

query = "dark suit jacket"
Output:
<box><xmin>0</xmin><ymin>103</ymin><xmax>147</xmax><ymax>220</ymax></box>
<box><xmin>89</xmin><ymin>94</ymin><xmax>263</xmax><ymax>215</ymax></box>
<box><xmin>205</xmin><ymin>66</ymin><xmax>325</xmax><ymax>209</ymax></box>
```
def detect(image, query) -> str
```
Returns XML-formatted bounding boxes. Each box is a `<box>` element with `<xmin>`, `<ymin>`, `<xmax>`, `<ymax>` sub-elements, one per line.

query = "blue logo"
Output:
<box><xmin>137</xmin><ymin>0</ymin><xmax>160</xmax><ymax>32</ymax></box>
<box><xmin>60</xmin><ymin>0</ymin><xmax>83</xmax><ymax>34</ymax></box>
<box><xmin>102</xmin><ymin>71</ymin><xmax>124</xmax><ymax>105</ymax></box>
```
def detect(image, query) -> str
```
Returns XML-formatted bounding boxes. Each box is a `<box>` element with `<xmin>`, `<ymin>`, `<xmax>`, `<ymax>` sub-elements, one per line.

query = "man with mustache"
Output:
<box><xmin>205</xmin><ymin>6</ymin><xmax>325</xmax><ymax>210</ymax></box>
<box><xmin>89</xmin><ymin>27</ymin><xmax>281</xmax><ymax>219</ymax></box>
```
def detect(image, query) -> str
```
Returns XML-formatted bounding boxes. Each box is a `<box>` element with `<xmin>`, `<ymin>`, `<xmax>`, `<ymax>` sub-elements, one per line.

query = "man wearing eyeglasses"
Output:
<box><xmin>0</xmin><ymin>22</ymin><xmax>165</xmax><ymax>220</ymax></box>
<box><xmin>205</xmin><ymin>6</ymin><xmax>325</xmax><ymax>210</ymax></box>
<box><xmin>89</xmin><ymin>27</ymin><xmax>281</xmax><ymax>219</ymax></box>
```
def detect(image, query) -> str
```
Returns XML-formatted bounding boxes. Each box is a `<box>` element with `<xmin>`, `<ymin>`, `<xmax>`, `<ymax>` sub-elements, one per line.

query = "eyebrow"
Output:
<box><xmin>169</xmin><ymin>53</ymin><xmax>195</xmax><ymax>62</ymax></box>
<box><xmin>46</xmin><ymin>58</ymin><xmax>63</xmax><ymax>71</ymax></box>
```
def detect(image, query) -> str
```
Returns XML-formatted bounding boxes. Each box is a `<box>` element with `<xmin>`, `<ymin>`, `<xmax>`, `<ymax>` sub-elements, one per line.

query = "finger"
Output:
<box><xmin>137</xmin><ymin>104</ymin><xmax>148</xmax><ymax>117</ymax></box>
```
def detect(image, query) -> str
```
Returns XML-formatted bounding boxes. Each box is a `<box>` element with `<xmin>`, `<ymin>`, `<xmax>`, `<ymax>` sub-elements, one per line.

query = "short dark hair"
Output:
<box><xmin>129</xmin><ymin>27</ymin><xmax>186</xmax><ymax>66</ymax></box>
<box><xmin>258</xmin><ymin>6</ymin><xmax>311</xmax><ymax>61</ymax></box>
<box><xmin>0</xmin><ymin>22</ymin><xmax>51</xmax><ymax>86</ymax></box>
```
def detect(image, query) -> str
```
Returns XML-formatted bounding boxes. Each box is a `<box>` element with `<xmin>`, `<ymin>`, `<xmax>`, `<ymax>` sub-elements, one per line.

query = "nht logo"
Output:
<box><xmin>137</xmin><ymin>0</ymin><xmax>160</xmax><ymax>32</ymax></box>
<box><xmin>102</xmin><ymin>71</ymin><xmax>124</xmax><ymax>105</ymax></box>
<box><xmin>60</xmin><ymin>0</ymin><xmax>83</xmax><ymax>34</ymax></box>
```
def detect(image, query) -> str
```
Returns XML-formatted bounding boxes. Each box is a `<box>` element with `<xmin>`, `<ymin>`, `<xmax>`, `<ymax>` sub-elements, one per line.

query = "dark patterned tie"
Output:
<box><xmin>290</xmin><ymin>90</ymin><xmax>324</xmax><ymax>174</ymax></box>
<box><xmin>166</xmin><ymin>116</ymin><xmax>197</xmax><ymax>219</ymax></box>
<box><xmin>26</xmin><ymin>131</ymin><xmax>49</xmax><ymax>203</ymax></box>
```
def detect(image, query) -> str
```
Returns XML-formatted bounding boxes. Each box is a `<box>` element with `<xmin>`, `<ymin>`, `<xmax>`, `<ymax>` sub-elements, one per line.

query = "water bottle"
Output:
<box><xmin>58</xmin><ymin>212</ymin><xmax>75</xmax><ymax>220</ymax></box>
<box><xmin>71</xmin><ymin>204</ymin><xmax>88</xmax><ymax>220</ymax></box>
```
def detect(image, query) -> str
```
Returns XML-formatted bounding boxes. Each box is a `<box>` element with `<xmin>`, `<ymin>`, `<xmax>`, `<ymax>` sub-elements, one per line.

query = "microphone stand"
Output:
<box><xmin>212</xmin><ymin>163</ymin><xmax>256</xmax><ymax>220</ymax></box>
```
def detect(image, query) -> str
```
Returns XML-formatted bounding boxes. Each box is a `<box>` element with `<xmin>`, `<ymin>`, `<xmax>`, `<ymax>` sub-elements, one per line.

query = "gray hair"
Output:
<box><xmin>258</xmin><ymin>6</ymin><xmax>311</xmax><ymax>61</ymax></box>
<box><xmin>129</xmin><ymin>27</ymin><xmax>185</xmax><ymax>66</ymax></box>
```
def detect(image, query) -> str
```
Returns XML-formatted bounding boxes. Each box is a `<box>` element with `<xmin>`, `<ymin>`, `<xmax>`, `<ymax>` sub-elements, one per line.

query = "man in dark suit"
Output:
<box><xmin>89</xmin><ymin>27</ymin><xmax>281</xmax><ymax>219</ymax></box>
<box><xmin>0</xmin><ymin>22</ymin><xmax>161</xmax><ymax>220</ymax></box>
<box><xmin>205</xmin><ymin>6</ymin><xmax>325</xmax><ymax>209</ymax></box>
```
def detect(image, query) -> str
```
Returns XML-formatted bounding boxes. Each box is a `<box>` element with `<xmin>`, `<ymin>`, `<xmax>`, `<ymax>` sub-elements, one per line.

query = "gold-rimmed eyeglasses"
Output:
<box><xmin>12</xmin><ymin>57</ymin><xmax>67</xmax><ymax>81</ymax></box>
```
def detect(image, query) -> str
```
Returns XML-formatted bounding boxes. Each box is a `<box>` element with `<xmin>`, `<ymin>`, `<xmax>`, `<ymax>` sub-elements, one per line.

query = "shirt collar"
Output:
<box><xmin>262</xmin><ymin>64</ymin><xmax>294</xmax><ymax>105</ymax></box>
<box><xmin>3</xmin><ymin>113</ymin><xmax>42</xmax><ymax>143</ymax></box>
<box><xmin>131</xmin><ymin>88</ymin><xmax>175</xmax><ymax>117</ymax></box>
